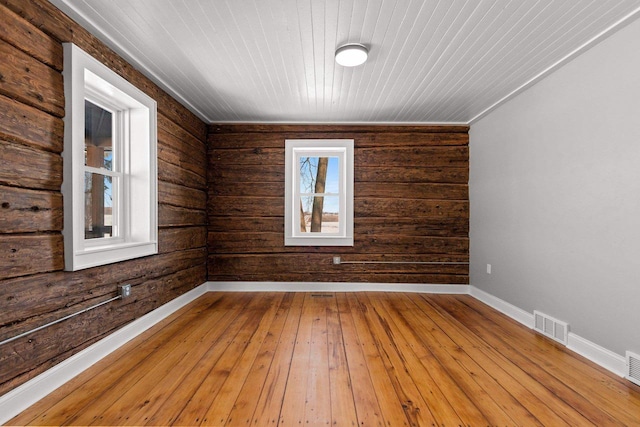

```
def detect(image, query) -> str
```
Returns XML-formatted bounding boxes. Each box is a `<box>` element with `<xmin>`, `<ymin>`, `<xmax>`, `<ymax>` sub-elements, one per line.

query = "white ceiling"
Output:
<box><xmin>50</xmin><ymin>0</ymin><xmax>640</xmax><ymax>124</ymax></box>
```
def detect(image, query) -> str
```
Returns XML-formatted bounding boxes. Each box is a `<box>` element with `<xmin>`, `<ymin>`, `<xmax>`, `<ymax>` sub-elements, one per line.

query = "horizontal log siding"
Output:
<box><xmin>207</xmin><ymin>125</ymin><xmax>469</xmax><ymax>284</ymax></box>
<box><xmin>0</xmin><ymin>0</ymin><xmax>207</xmax><ymax>396</ymax></box>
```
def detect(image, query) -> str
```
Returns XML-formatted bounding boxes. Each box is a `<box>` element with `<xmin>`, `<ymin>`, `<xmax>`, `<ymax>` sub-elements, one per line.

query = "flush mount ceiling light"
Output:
<box><xmin>335</xmin><ymin>43</ymin><xmax>368</xmax><ymax>67</ymax></box>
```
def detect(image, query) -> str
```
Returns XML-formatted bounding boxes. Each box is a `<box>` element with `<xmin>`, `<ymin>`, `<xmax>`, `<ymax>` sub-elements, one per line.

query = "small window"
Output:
<box><xmin>285</xmin><ymin>139</ymin><xmax>354</xmax><ymax>246</ymax></box>
<box><xmin>62</xmin><ymin>43</ymin><xmax>158</xmax><ymax>271</ymax></box>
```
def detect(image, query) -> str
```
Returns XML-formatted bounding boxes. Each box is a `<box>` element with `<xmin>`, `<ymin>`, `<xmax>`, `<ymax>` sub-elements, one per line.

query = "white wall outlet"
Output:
<box><xmin>487</xmin><ymin>264</ymin><xmax>492</xmax><ymax>274</ymax></box>
<box><xmin>333</xmin><ymin>256</ymin><xmax>341</xmax><ymax>265</ymax></box>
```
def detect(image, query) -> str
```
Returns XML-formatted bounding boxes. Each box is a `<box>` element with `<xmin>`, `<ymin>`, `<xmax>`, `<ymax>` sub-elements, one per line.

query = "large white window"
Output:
<box><xmin>62</xmin><ymin>43</ymin><xmax>157</xmax><ymax>271</ymax></box>
<box><xmin>285</xmin><ymin>139</ymin><xmax>354</xmax><ymax>246</ymax></box>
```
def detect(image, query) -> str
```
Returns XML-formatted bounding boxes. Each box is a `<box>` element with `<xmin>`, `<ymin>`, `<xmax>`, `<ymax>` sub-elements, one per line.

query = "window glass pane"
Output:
<box><xmin>299</xmin><ymin>156</ymin><xmax>339</xmax><ymax>194</ymax></box>
<box><xmin>84</xmin><ymin>172</ymin><xmax>114</xmax><ymax>239</ymax></box>
<box><xmin>84</xmin><ymin>100</ymin><xmax>113</xmax><ymax>170</ymax></box>
<box><xmin>300</xmin><ymin>195</ymin><xmax>339</xmax><ymax>233</ymax></box>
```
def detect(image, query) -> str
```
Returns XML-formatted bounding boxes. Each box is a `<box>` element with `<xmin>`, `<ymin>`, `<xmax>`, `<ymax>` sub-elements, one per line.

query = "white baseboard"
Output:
<box><xmin>469</xmin><ymin>285</ymin><xmax>626</xmax><ymax>378</ymax></box>
<box><xmin>568</xmin><ymin>333</ymin><xmax>627</xmax><ymax>377</ymax></box>
<box><xmin>207</xmin><ymin>281</ymin><xmax>470</xmax><ymax>294</ymax></box>
<box><xmin>469</xmin><ymin>285</ymin><xmax>534</xmax><ymax>327</ymax></box>
<box><xmin>0</xmin><ymin>283</ymin><xmax>209</xmax><ymax>425</ymax></box>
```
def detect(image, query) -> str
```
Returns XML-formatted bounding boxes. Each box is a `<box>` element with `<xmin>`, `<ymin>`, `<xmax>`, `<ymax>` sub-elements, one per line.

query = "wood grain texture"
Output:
<box><xmin>0</xmin><ymin>185</ymin><xmax>62</xmax><ymax>233</ymax></box>
<box><xmin>208</xmin><ymin>125</ymin><xmax>469</xmax><ymax>284</ymax></box>
<box><xmin>10</xmin><ymin>292</ymin><xmax>640</xmax><ymax>426</ymax></box>
<box><xmin>0</xmin><ymin>0</ymin><xmax>207</xmax><ymax>397</ymax></box>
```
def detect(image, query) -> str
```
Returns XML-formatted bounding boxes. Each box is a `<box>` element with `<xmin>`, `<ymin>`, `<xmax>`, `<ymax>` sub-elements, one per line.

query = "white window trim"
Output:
<box><xmin>62</xmin><ymin>43</ymin><xmax>158</xmax><ymax>271</ymax></box>
<box><xmin>285</xmin><ymin>139</ymin><xmax>354</xmax><ymax>246</ymax></box>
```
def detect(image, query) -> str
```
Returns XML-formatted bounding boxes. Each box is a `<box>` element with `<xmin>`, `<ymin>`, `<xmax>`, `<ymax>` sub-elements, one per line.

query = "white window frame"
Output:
<box><xmin>62</xmin><ymin>43</ymin><xmax>158</xmax><ymax>271</ymax></box>
<box><xmin>285</xmin><ymin>139</ymin><xmax>354</xmax><ymax>246</ymax></box>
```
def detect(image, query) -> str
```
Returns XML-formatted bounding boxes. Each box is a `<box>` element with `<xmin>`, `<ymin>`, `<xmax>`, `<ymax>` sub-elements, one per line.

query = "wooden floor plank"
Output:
<box><xmin>224</xmin><ymin>292</ymin><xmax>293</xmax><ymax>426</ymax></box>
<box><xmin>335</xmin><ymin>293</ymin><xmax>386</xmax><ymax>427</ymax></box>
<box><xmin>345</xmin><ymin>293</ymin><xmax>412</xmax><ymax>426</ymax></box>
<box><xmin>326</xmin><ymin>294</ymin><xmax>358</xmax><ymax>426</ymax></box>
<box><xmin>302</xmin><ymin>294</ymin><xmax>332</xmax><ymax>425</ymax></box>
<box><xmin>353</xmin><ymin>293</ymin><xmax>440</xmax><ymax>426</ymax></box>
<box><xmin>8</xmin><ymin>292</ymin><xmax>640</xmax><ymax>426</ymax></box>
<box><xmin>201</xmin><ymin>292</ymin><xmax>285</xmax><ymax>426</ymax></box>
<box><xmin>368</xmin><ymin>292</ymin><xmax>488</xmax><ymax>425</ymax></box>
<box><xmin>250</xmin><ymin>293</ymin><xmax>304</xmax><ymax>426</ymax></box>
<box><xmin>278</xmin><ymin>293</ymin><xmax>314</xmax><ymax>426</ymax></box>
<box><xmin>169</xmin><ymin>293</ymin><xmax>273</xmax><ymax>426</ymax></box>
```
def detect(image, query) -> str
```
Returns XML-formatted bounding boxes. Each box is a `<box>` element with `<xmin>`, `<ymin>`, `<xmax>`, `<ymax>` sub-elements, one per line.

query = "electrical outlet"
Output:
<box><xmin>333</xmin><ymin>256</ymin><xmax>341</xmax><ymax>265</ymax></box>
<box><xmin>487</xmin><ymin>264</ymin><xmax>492</xmax><ymax>274</ymax></box>
<box><xmin>118</xmin><ymin>284</ymin><xmax>132</xmax><ymax>299</ymax></box>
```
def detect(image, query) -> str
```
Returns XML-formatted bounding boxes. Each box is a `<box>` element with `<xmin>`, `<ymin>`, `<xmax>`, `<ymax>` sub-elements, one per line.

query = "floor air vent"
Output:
<box><xmin>627</xmin><ymin>351</ymin><xmax>640</xmax><ymax>387</ymax></box>
<box><xmin>533</xmin><ymin>311</ymin><xmax>568</xmax><ymax>345</ymax></box>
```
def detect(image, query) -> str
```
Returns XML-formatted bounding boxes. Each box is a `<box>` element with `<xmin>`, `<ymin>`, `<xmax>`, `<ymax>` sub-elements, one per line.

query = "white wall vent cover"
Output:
<box><xmin>533</xmin><ymin>311</ymin><xmax>569</xmax><ymax>345</ymax></box>
<box><xmin>627</xmin><ymin>351</ymin><xmax>640</xmax><ymax>387</ymax></box>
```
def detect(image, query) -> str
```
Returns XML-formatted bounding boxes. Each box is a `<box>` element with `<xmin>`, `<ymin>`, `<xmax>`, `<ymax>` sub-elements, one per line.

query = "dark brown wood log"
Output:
<box><xmin>208</xmin><ymin>163</ymin><xmax>284</xmax><ymax>183</ymax></box>
<box><xmin>210</xmin><ymin>181</ymin><xmax>284</xmax><ymax>197</ymax></box>
<box><xmin>207</xmin><ymin>216</ymin><xmax>469</xmax><ymax>238</ymax></box>
<box><xmin>0</xmin><ymin>3</ymin><xmax>62</xmax><ymax>70</ymax></box>
<box><xmin>158</xmin><ymin>158</ymin><xmax>206</xmax><ymax>190</ymax></box>
<box><xmin>208</xmin><ymin>231</ymin><xmax>468</xmax><ymax>255</ymax></box>
<box><xmin>355</xmin><ymin>199</ymin><xmax>469</xmax><ymax>218</ymax></box>
<box><xmin>357</xmin><ymin>183</ymin><xmax>468</xmax><ymax>200</ymax></box>
<box><xmin>0</xmin><ymin>94</ymin><xmax>63</xmax><ymax>152</ymax></box>
<box><xmin>159</xmin><ymin>204</ymin><xmax>207</xmax><ymax>228</ymax></box>
<box><xmin>158</xmin><ymin>226</ymin><xmax>207</xmax><ymax>254</ymax></box>
<box><xmin>207</xmin><ymin>268</ymin><xmax>468</xmax><ymax>285</ymax></box>
<box><xmin>0</xmin><ymin>39</ymin><xmax>64</xmax><ymax>117</ymax></box>
<box><xmin>356</xmin><ymin>166</ymin><xmax>469</xmax><ymax>183</ymax></box>
<box><xmin>158</xmin><ymin>132</ymin><xmax>207</xmax><ymax>180</ymax></box>
<box><xmin>208</xmin><ymin>196</ymin><xmax>468</xmax><ymax>219</ymax></box>
<box><xmin>356</xmin><ymin>146</ymin><xmax>468</xmax><ymax>167</ymax></box>
<box><xmin>0</xmin><ymin>185</ymin><xmax>62</xmax><ymax>233</ymax></box>
<box><xmin>158</xmin><ymin>112</ymin><xmax>207</xmax><ymax>156</ymax></box>
<box><xmin>158</xmin><ymin>181</ymin><xmax>207</xmax><ymax>211</ymax></box>
<box><xmin>0</xmin><ymin>233</ymin><xmax>63</xmax><ymax>280</ymax></box>
<box><xmin>0</xmin><ymin>139</ymin><xmax>62</xmax><ymax>190</ymax></box>
<box><xmin>207</xmin><ymin>196</ymin><xmax>282</xmax><ymax>217</ymax></box>
<box><xmin>355</xmin><ymin>217</ymin><xmax>469</xmax><ymax>238</ymax></box>
<box><xmin>210</xmin><ymin>148</ymin><xmax>285</xmax><ymax>166</ymax></box>
<box><xmin>210</xmin><ymin>254</ymin><xmax>469</xmax><ymax>275</ymax></box>
<box><xmin>0</xmin><ymin>248</ymin><xmax>206</xmax><ymax>329</ymax></box>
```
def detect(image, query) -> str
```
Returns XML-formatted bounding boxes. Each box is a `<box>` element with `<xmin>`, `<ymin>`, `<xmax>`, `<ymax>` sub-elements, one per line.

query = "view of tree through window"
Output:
<box><xmin>298</xmin><ymin>156</ymin><xmax>339</xmax><ymax>233</ymax></box>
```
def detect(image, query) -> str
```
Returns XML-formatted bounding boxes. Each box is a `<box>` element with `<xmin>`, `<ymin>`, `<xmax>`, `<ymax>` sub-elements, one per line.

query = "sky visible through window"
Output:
<box><xmin>299</xmin><ymin>156</ymin><xmax>339</xmax><ymax>213</ymax></box>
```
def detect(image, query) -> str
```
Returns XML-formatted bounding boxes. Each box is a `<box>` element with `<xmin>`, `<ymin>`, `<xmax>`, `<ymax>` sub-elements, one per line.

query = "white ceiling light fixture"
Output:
<box><xmin>335</xmin><ymin>43</ymin><xmax>368</xmax><ymax>67</ymax></box>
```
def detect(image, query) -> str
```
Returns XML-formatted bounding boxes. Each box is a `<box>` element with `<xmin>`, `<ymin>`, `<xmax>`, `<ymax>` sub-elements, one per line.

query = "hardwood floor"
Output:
<box><xmin>8</xmin><ymin>292</ymin><xmax>640</xmax><ymax>426</ymax></box>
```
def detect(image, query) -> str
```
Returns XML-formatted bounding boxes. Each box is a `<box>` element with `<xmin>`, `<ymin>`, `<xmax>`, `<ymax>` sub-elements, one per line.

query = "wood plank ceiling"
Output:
<box><xmin>49</xmin><ymin>0</ymin><xmax>640</xmax><ymax>124</ymax></box>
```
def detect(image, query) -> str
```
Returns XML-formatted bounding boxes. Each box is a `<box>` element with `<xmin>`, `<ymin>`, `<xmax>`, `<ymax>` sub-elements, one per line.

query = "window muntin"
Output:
<box><xmin>285</xmin><ymin>140</ymin><xmax>353</xmax><ymax>246</ymax></box>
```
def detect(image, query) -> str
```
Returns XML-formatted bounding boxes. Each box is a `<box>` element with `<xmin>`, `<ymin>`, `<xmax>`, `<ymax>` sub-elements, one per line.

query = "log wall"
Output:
<box><xmin>208</xmin><ymin>124</ymin><xmax>469</xmax><ymax>284</ymax></box>
<box><xmin>0</xmin><ymin>0</ymin><xmax>207</xmax><ymax>396</ymax></box>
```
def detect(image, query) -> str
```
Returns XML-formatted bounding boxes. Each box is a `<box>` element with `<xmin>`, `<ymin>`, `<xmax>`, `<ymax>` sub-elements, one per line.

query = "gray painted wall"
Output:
<box><xmin>470</xmin><ymin>17</ymin><xmax>640</xmax><ymax>357</ymax></box>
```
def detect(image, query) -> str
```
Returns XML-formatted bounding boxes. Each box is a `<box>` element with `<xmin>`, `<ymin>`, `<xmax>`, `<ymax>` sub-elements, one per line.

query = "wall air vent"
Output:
<box><xmin>627</xmin><ymin>351</ymin><xmax>640</xmax><ymax>387</ymax></box>
<box><xmin>533</xmin><ymin>310</ymin><xmax>569</xmax><ymax>345</ymax></box>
